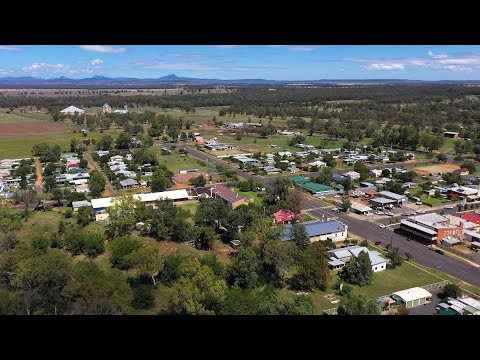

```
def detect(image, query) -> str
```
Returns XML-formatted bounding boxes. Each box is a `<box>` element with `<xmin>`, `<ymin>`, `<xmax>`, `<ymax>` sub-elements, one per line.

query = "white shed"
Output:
<box><xmin>391</xmin><ymin>287</ymin><xmax>432</xmax><ymax>308</ymax></box>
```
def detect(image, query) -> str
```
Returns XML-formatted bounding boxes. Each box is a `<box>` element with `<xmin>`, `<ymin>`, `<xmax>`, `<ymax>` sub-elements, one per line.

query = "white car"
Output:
<box><xmin>416</xmin><ymin>210</ymin><xmax>426</xmax><ymax>214</ymax></box>
<box><xmin>334</xmin><ymin>195</ymin><xmax>341</xmax><ymax>198</ymax></box>
<box><xmin>375</xmin><ymin>211</ymin><xmax>384</xmax><ymax>215</ymax></box>
<box><xmin>416</xmin><ymin>201</ymin><xmax>423</xmax><ymax>205</ymax></box>
<box><xmin>331</xmin><ymin>207</ymin><xmax>340</xmax><ymax>212</ymax></box>
<box><xmin>379</xmin><ymin>224</ymin><xmax>386</xmax><ymax>228</ymax></box>
<box><xmin>444</xmin><ymin>205</ymin><xmax>454</xmax><ymax>209</ymax></box>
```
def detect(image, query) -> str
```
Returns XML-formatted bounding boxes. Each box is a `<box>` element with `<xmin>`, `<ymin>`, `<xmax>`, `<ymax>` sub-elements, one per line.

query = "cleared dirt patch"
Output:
<box><xmin>0</xmin><ymin>120</ymin><xmax>79</xmax><ymax>138</ymax></box>
<box><xmin>414</xmin><ymin>163</ymin><xmax>460</xmax><ymax>175</ymax></box>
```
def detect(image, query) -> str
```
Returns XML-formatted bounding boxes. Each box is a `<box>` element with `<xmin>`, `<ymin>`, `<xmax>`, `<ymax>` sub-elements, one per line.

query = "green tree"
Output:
<box><xmin>338</xmin><ymin>291</ymin><xmax>381</xmax><ymax>315</ymax></box>
<box><xmin>441</xmin><ymin>283</ymin><xmax>462</xmax><ymax>299</ymax></box>
<box><xmin>341</xmin><ymin>199</ymin><xmax>351</xmax><ymax>212</ymax></box>
<box><xmin>227</xmin><ymin>247</ymin><xmax>261</xmax><ymax>289</ymax></box>
<box><xmin>124</xmin><ymin>246</ymin><xmax>163</xmax><ymax>285</ymax></box>
<box><xmin>290</xmin><ymin>223</ymin><xmax>310</xmax><ymax>250</ymax></box>
<box><xmin>150</xmin><ymin>169</ymin><xmax>171</xmax><ymax>192</ymax></box>
<box><xmin>290</xmin><ymin>241</ymin><xmax>330</xmax><ymax>291</ymax></box>
<box><xmin>168</xmin><ymin>258</ymin><xmax>227</xmax><ymax>315</ymax></box>
<box><xmin>116</xmin><ymin>132</ymin><xmax>132</xmax><ymax>149</ymax></box>
<box><xmin>286</xmin><ymin>188</ymin><xmax>303</xmax><ymax>215</ymax></box>
<box><xmin>189</xmin><ymin>175</ymin><xmax>207</xmax><ymax>187</ymax></box>
<box><xmin>105</xmin><ymin>195</ymin><xmax>143</xmax><ymax>238</ymax></box>
<box><xmin>109</xmin><ymin>236</ymin><xmax>143</xmax><ymax>270</ymax></box>
<box><xmin>76</xmin><ymin>206</ymin><xmax>94</xmax><ymax>227</ymax></box>
<box><xmin>194</xmin><ymin>198</ymin><xmax>230</xmax><ymax>231</ymax></box>
<box><xmin>51</xmin><ymin>188</ymin><xmax>64</xmax><ymax>205</ymax></box>
<box><xmin>262</xmin><ymin>240</ymin><xmax>297</xmax><ymax>287</ymax></box>
<box><xmin>195</xmin><ymin>226</ymin><xmax>218</xmax><ymax>251</ymax></box>
<box><xmin>339</xmin><ymin>250</ymin><xmax>373</xmax><ymax>286</ymax></box>
<box><xmin>159</xmin><ymin>254</ymin><xmax>186</xmax><ymax>286</ymax></box>
<box><xmin>88</xmin><ymin>170</ymin><xmax>106</xmax><ymax>198</ymax></box>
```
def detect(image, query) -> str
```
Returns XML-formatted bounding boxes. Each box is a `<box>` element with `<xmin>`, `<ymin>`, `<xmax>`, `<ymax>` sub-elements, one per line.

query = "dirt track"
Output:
<box><xmin>83</xmin><ymin>152</ymin><xmax>115</xmax><ymax>197</ymax></box>
<box><xmin>34</xmin><ymin>158</ymin><xmax>43</xmax><ymax>193</ymax></box>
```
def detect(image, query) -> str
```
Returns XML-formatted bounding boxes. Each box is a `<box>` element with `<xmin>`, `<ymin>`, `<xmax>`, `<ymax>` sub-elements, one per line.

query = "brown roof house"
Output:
<box><xmin>453</xmin><ymin>168</ymin><xmax>470</xmax><ymax>176</ymax></box>
<box><xmin>195</xmin><ymin>185</ymin><xmax>253</xmax><ymax>209</ymax></box>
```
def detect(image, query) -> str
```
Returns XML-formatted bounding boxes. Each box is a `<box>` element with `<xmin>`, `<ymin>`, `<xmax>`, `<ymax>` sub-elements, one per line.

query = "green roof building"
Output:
<box><xmin>298</xmin><ymin>182</ymin><xmax>333</xmax><ymax>194</ymax></box>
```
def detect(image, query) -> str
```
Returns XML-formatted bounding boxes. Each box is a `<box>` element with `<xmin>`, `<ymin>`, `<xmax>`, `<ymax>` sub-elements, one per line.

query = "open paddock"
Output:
<box><xmin>413</xmin><ymin>163</ymin><xmax>460</xmax><ymax>176</ymax></box>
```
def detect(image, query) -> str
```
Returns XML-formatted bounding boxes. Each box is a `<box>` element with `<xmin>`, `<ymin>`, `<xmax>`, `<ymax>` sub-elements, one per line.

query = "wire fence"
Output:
<box><xmin>323</xmin><ymin>280</ymin><xmax>451</xmax><ymax>315</ymax></box>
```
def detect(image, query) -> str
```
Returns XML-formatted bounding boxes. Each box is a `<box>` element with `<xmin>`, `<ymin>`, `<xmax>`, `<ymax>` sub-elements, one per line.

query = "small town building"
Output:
<box><xmin>443</xmin><ymin>131</ymin><xmax>460</xmax><ymax>138</ymax></box>
<box><xmin>194</xmin><ymin>185</ymin><xmax>253</xmax><ymax>209</ymax></box>
<box><xmin>453</xmin><ymin>168</ymin><xmax>470</xmax><ymax>176</ymax></box>
<box><xmin>102</xmin><ymin>103</ymin><xmax>112</xmax><ymax>114</ymax></box>
<box><xmin>60</xmin><ymin>105</ymin><xmax>85</xmax><ymax>115</ymax></box>
<box><xmin>282</xmin><ymin>220</ymin><xmax>348</xmax><ymax>243</ymax></box>
<box><xmin>400</xmin><ymin>213</ymin><xmax>464</xmax><ymax>245</ymax></box>
<box><xmin>72</xmin><ymin>200</ymin><xmax>91</xmax><ymax>212</ymax></box>
<box><xmin>344</xmin><ymin>171</ymin><xmax>360</xmax><ymax>180</ymax></box>
<box><xmin>120</xmin><ymin>178</ymin><xmax>139</xmax><ymax>189</ymax></box>
<box><xmin>391</xmin><ymin>287</ymin><xmax>432</xmax><ymax>308</ymax></box>
<box><xmin>349</xmin><ymin>201</ymin><xmax>373</xmax><ymax>215</ymax></box>
<box><xmin>273</xmin><ymin>209</ymin><xmax>301</xmax><ymax>224</ymax></box>
<box><xmin>462</xmin><ymin>211</ymin><xmax>480</xmax><ymax>225</ymax></box>
<box><xmin>263</xmin><ymin>166</ymin><xmax>282</xmax><ymax>174</ymax></box>
<box><xmin>327</xmin><ymin>245</ymin><xmax>387</xmax><ymax>272</ymax></box>
<box><xmin>376</xmin><ymin>191</ymin><xmax>408</xmax><ymax>205</ymax></box>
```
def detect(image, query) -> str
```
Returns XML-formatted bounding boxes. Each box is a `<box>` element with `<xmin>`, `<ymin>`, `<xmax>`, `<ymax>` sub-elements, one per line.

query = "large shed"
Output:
<box><xmin>391</xmin><ymin>287</ymin><xmax>432</xmax><ymax>308</ymax></box>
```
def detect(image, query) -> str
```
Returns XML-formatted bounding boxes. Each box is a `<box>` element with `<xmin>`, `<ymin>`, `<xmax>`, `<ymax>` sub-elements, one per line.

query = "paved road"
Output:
<box><xmin>178</xmin><ymin>143</ymin><xmax>480</xmax><ymax>288</ymax></box>
<box><xmin>301</xmin><ymin>195</ymin><xmax>480</xmax><ymax>288</ymax></box>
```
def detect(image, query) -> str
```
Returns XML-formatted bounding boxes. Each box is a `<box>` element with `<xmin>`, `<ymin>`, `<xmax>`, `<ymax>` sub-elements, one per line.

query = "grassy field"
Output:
<box><xmin>152</xmin><ymin>149</ymin><xmax>217</xmax><ymax>174</ymax></box>
<box><xmin>0</xmin><ymin>109</ymin><xmax>53</xmax><ymax>122</ymax></box>
<box><xmin>307</xmin><ymin>261</ymin><xmax>440</xmax><ymax>314</ymax></box>
<box><xmin>0</xmin><ymin>131</ymin><xmax>104</xmax><ymax>158</ymax></box>
<box><xmin>177</xmin><ymin>201</ymin><xmax>200</xmax><ymax>215</ymax></box>
<box><xmin>440</xmin><ymin>137</ymin><xmax>461</xmax><ymax>152</ymax></box>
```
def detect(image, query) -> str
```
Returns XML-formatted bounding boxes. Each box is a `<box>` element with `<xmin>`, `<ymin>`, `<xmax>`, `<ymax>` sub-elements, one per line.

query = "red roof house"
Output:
<box><xmin>274</xmin><ymin>209</ymin><xmax>301</xmax><ymax>224</ymax></box>
<box><xmin>462</xmin><ymin>212</ymin><xmax>480</xmax><ymax>225</ymax></box>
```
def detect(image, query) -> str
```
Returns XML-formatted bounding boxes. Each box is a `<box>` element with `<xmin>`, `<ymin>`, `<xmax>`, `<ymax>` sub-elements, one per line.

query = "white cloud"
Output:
<box><xmin>428</xmin><ymin>51</ymin><xmax>448</xmax><ymax>59</ymax></box>
<box><xmin>215</xmin><ymin>45</ymin><xmax>237</xmax><ymax>48</ymax></box>
<box><xmin>0</xmin><ymin>45</ymin><xmax>21</xmax><ymax>51</ymax></box>
<box><xmin>145</xmin><ymin>62</ymin><xmax>223</xmax><ymax>71</ymax></box>
<box><xmin>79</xmin><ymin>45</ymin><xmax>126</xmax><ymax>53</ymax></box>
<box><xmin>21</xmin><ymin>62</ymin><xmax>97</xmax><ymax>75</ymax></box>
<box><xmin>289</xmin><ymin>46</ymin><xmax>315</xmax><ymax>51</ymax></box>
<box><xmin>90</xmin><ymin>59</ymin><xmax>104</xmax><ymax>65</ymax></box>
<box><xmin>363</xmin><ymin>63</ymin><xmax>405</xmax><ymax>71</ymax></box>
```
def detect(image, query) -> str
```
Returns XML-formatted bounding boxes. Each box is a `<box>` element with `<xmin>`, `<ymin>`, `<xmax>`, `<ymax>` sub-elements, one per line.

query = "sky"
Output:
<box><xmin>2</xmin><ymin>45</ymin><xmax>480</xmax><ymax>80</ymax></box>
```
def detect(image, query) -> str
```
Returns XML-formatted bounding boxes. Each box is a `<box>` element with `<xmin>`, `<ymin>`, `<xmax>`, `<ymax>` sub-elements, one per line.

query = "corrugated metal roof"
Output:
<box><xmin>91</xmin><ymin>189</ymin><xmax>190</xmax><ymax>210</ymax></box>
<box><xmin>282</xmin><ymin>220</ymin><xmax>346</xmax><ymax>240</ymax></box>
<box><xmin>392</xmin><ymin>287</ymin><xmax>432</xmax><ymax>303</ymax></box>
<box><xmin>378</xmin><ymin>191</ymin><xmax>406</xmax><ymax>200</ymax></box>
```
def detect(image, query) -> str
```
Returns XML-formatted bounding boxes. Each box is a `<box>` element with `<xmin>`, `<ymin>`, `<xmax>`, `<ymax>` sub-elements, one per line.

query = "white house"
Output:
<box><xmin>282</xmin><ymin>220</ymin><xmax>348</xmax><ymax>243</ymax></box>
<box><xmin>370</xmin><ymin>169</ymin><xmax>383</xmax><ymax>177</ymax></box>
<box><xmin>327</xmin><ymin>245</ymin><xmax>387</xmax><ymax>272</ymax></box>
<box><xmin>344</xmin><ymin>171</ymin><xmax>361</xmax><ymax>180</ymax></box>
<box><xmin>309</xmin><ymin>160</ymin><xmax>327</xmax><ymax>167</ymax></box>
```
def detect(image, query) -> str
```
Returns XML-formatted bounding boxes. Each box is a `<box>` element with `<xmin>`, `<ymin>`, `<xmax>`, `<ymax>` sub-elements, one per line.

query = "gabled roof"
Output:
<box><xmin>282</xmin><ymin>220</ymin><xmax>346</xmax><ymax>240</ymax></box>
<box><xmin>392</xmin><ymin>287</ymin><xmax>432</xmax><ymax>303</ymax></box>
<box><xmin>60</xmin><ymin>105</ymin><xmax>85</xmax><ymax>113</ymax></box>
<box><xmin>120</xmin><ymin>178</ymin><xmax>139</xmax><ymax>186</ymax></box>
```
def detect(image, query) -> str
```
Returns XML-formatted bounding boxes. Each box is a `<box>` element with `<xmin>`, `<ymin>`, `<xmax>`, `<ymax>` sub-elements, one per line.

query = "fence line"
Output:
<box><xmin>437</xmin><ymin>243</ymin><xmax>478</xmax><ymax>263</ymax></box>
<box><xmin>323</xmin><ymin>280</ymin><xmax>450</xmax><ymax>315</ymax></box>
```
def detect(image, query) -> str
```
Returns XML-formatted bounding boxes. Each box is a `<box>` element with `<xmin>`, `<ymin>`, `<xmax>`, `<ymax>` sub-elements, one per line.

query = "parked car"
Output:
<box><xmin>334</xmin><ymin>195</ymin><xmax>341</xmax><ymax>198</ymax></box>
<box><xmin>416</xmin><ymin>210</ymin><xmax>426</xmax><ymax>214</ymax></box>
<box><xmin>416</xmin><ymin>201</ymin><xmax>423</xmax><ymax>205</ymax></box>
<box><xmin>375</xmin><ymin>241</ymin><xmax>382</xmax><ymax>245</ymax></box>
<box><xmin>379</xmin><ymin>224</ymin><xmax>386</xmax><ymax>228</ymax></box>
<box><xmin>375</xmin><ymin>211</ymin><xmax>384</xmax><ymax>215</ymax></box>
<box><xmin>444</xmin><ymin>205</ymin><xmax>454</xmax><ymax>209</ymax></box>
<box><xmin>435</xmin><ymin>249</ymin><xmax>445</xmax><ymax>255</ymax></box>
<box><xmin>331</xmin><ymin>207</ymin><xmax>340</xmax><ymax>212</ymax></box>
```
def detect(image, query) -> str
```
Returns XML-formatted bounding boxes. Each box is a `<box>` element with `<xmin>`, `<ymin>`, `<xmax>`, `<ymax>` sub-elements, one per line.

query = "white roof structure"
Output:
<box><xmin>443</xmin><ymin>214</ymin><xmax>479</xmax><ymax>230</ymax></box>
<box><xmin>350</xmin><ymin>201</ymin><xmax>373</xmax><ymax>213</ymax></box>
<box><xmin>60</xmin><ymin>105</ymin><xmax>85</xmax><ymax>114</ymax></box>
<box><xmin>392</xmin><ymin>287</ymin><xmax>432</xmax><ymax>303</ymax></box>
<box><xmin>457</xmin><ymin>297</ymin><xmax>480</xmax><ymax>311</ymax></box>
<box><xmin>91</xmin><ymin>189</ymin><xmax>191</xmax><ymax>210</ymax></box>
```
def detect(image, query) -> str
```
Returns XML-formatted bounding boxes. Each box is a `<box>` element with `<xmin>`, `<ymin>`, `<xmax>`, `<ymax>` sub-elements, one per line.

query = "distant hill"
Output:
<box><xmin>0</xmin><ymin>75</ymin><xmax>479</xmax><ymax>87</ymax></box>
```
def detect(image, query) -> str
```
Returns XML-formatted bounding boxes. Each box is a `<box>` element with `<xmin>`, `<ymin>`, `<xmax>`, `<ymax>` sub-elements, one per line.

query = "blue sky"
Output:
<box><xmin>2</xmin><ymin>45</ymin><xmax>480</xmax><ymax>80</ymax></box>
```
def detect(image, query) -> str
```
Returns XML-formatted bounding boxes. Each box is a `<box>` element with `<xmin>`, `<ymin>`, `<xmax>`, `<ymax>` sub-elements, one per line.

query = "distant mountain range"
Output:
<box><xmin>0</xmin><ymin>74</ymin><xmax>479</xmax><ymax>87</ymax></box>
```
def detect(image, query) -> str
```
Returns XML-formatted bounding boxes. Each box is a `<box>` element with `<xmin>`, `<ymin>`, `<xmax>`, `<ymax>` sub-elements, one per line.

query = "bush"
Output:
<box><xmin>131</xmin><ymin>285</ymin><xmax>155</xmax><ymax>310</ymax></box>
<box><xmin>64</xmin><ymin>209</ymin><xmax>73</xmax><ymax>218</ymax></box>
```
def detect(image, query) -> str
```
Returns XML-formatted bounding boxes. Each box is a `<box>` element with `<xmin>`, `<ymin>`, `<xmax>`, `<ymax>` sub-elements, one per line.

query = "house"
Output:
<box><xmin>332</xmin><ymin>173</ymin><xmax>347</xmax><ymax>182</ymax></box>
<box><xmin>453</xmin><ymin>168</ymin><xmax>470</xmax><ymax>176</ymax></box>
<box><xmin>60</xmin><ymin>105</ymin><xmax>85</xmax><ymax>115</ymax></box>
<box><xmin>97</xmin><ymin>150</ymin><xmax>110</xmax><ymax>157</ymax></box>
<box><xmin>277</xmin><ymin>151</ymin><xmax>292</xmax><ymax>157</ymax></box>
<box><xmin>344</xmin><ymin>171</ymin><xmax>360</xmax><ymax>180</ymax></box>
<box><xmin>282</xmin><ymin>220</ymin><xmax>348</xmax><ymax>243</ymax></box>
<box><xmin>377</xmin><ymin>155</ymin><xmax>390</xmax><ymax>163</ymax></box>
<box><xmin>194</xmin><ymin>136</ymin><xmax>205</xmax><ymax>145</ymax></box>
<box><xmin>327</xmin><ymin>245</ymin><xmax>387</xmax><ymax>272</ymax></box>
<box><xmin>447</xmin><ymin>186</ymin><xmax>479</xmax><ymax>200</ymax></box>
<box><xmin>370</xmin><ymin>169</ymin><xmax>383</xmax><ymax>177</ymax></box>
<box><xmin>91</xmin><ymin>189</ymin><xmax>192</xmax><ymax>212</ymax></box>
<box><xmin>204</xmin><ymin>143</ymin><xmax>235</xmax><ymax>151</ymax></box>
<box><xmin>263</xmin><ymin>166</ymin><xmax>282</xmax><ymax>175</ymax></box>
<box><xmin>391</xmin><ymin>287</ymin><xmax>432</xmax><ymax>308</ymax></box>
<box><xmin>110</xmin><ymin>155</ymin><xmax>124</xmax><ymax>162</ymax></box>
<box><xmin>72</xmin><ymin>200</ymin><xmax>91</xmax><ymax>212</ymax></box>
<box><xmin>402</xmin><ymin>182</ymin><xmax>417</xmax><ymax>189</ymax></box>
<box><xmin>102</xmin><ymin>103</ymin><xmax>112</xmax><ymax>114</ymax></box>
<box><xmin>120</xmin><ymin>178</ymin><xmax>139</xmax><ymax>189</ymax></box>
<box><xmin>320</xmin><ymin>148</ymin><xmax>341</xmax><ymax>155</ymax></box>
<box><xmin>233</xmin><ymin>156</ymin><xmax>258</xmax><ymax>165</ymax></box>
<box><xmin>400</xmin><ymin>213</ymin><xmax>464</xmax><ymax>245</ymax></box>
<box><xmin>273</xmin><ymin>209</ymin><xmax>301</xmax><ymax>224</ymax></box>
<box><xmin>114</xmin><ymin>105</ymin><xmax>129</xmax><ymax>114</ymax></box>
<box><xmin>74</xmin><ymin>184</ymin><xmax>90</xmax><ymax>194</ymax></box>
<box><xmin>443</xmin><ymin>131</ymin><xmax>460</xmax><ymax>138</ymax></box>
<box><xmin>139</xmin><ymin>179</ymin><xmax>148</xmax><ymax>188</ymax></box>
<box><xmin>288</xmin><ymin>166</ymin><xmax>299</xmax><ymax>174</ymax></box>
<box><xmin>309</xmin><ymin>160</ymin><xmax>326</xmax><ymax>168</ymax></box>
<box><xmin>296</xmin><ymin>181</ymin><xmax>333</xmax><ymax>195</ymax></box>
<box><xmin>197</xmin><ymin>185</ymin><xmax>253</xmax><ymax>209</ymax></box>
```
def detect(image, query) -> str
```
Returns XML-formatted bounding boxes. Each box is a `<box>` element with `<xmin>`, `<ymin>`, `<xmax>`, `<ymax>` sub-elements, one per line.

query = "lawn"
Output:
<box><xmin>420</xmin><ymin>195</ymin><xmax>448</xmax><ymax>206</ymax></box>
<box><xmin>177</xmin><ymin>201</ymin><xmax>200</xmax><ymax>215</ymax></box>
<box><xmin>440</xmin><ymin>137</ymin><xmax>461</xmax><ymax>152</ymax></box>
<box><xmin>234</xmin><ymin>188</ymin><xmax>263</xmax><ymax>206</ymax></box>
<box><xmin>0</xmin><ymin>131</ymin><xmax>104</xmax><ymax>158</ymax></box>
<box><xmin>307</xmin><ymin>261</ymin><xmax>440</xmax><ymax>314</ymax></box>
<box><xmin>152</xmin><ymin>149</ymin><xmax>216</xmax><ymax>174</ymax></box>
